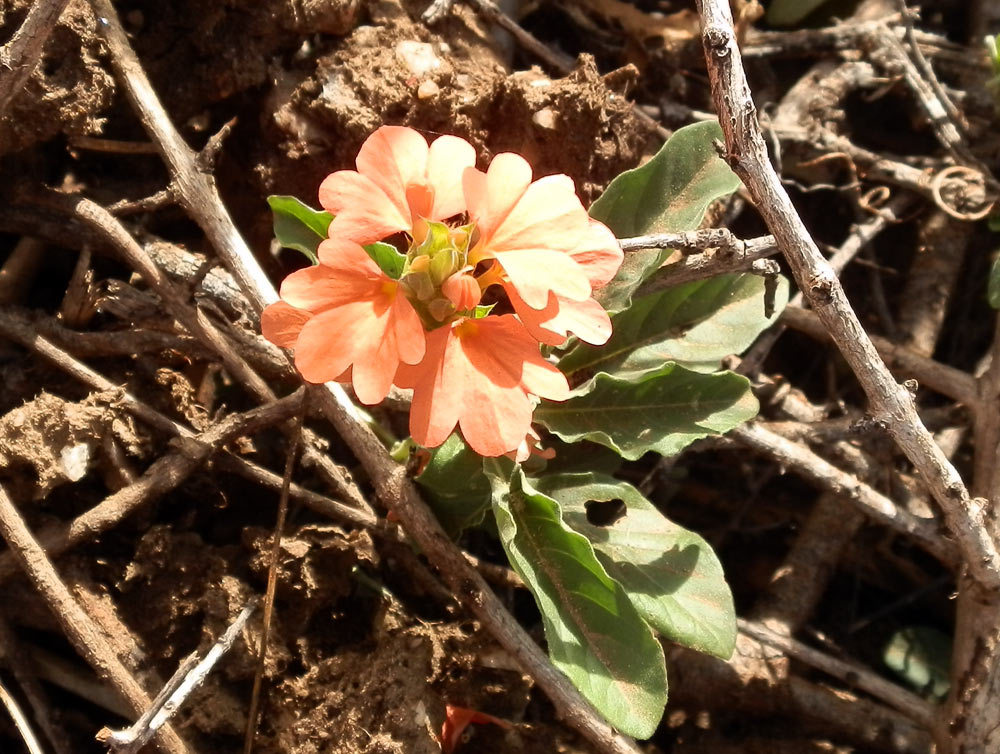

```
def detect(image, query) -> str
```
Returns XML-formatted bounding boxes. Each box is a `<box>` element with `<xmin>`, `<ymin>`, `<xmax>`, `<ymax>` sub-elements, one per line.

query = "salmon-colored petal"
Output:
<box><xmin>403</xmin><ymin>316</ymin><xmax>565</xmax><ymax>456</ymax></box>
<box><xmin>508</xmin><ymin>285</ymin><xmax>612</xmax><ymax>347</ymax></box>
<box><xmin>355</xmin><ymin>125</ymin><xmax>429</xmax><ymax>216</ymax></box>
<box><xmin>520</xmin><ymin>357</ymin><xmax>571</xmax><ymax>401</ymax></box>
<box><xmin>260</xmin><ymin>300</ymin><xmax>312</xmax><ymax>348</ymax></box>
<box><xmin>320</xmin><ymin>171</ymin><xmax>412</xmax><ymax>244</ymax></box>
<box><xmin>316</xmin><ymin>237</ymin><xmax>384</xmax><ymax>276</ymax></box>
<box><xmin>466</xmin><ymin>316</ymin><xmax>569</xmax><ymax>400</ymax></box>
<box><xmin>293</xmin><ymin>302</ymin><xmax>378</xmax><ymax>384</ymax></box>
<box><xmin>279</xmin><ymin>262</ymin><xmax>377</xmax><ymax>311</ymax></box>
<box><xmin>348</xmin><ymin>291</ymin><xmax>425</xmax><ymax>404</ymax></box>
<box><xmin>569</xmin><ymin>220</ymin><xmax>623</xmax><ymax>289</ymax></box>
<box><xmin>464</xmin><ymin>153</ymin><xmax>533</xmax><ymax>242</ymax></box>
<box><xmin>487</xmin><ymin>174</ymin><xmax>589</xmax><ymax>253</ymax></box>
<box><xmin>440</xmin><ymin>705</ymin><xmax>512</xmax><ymax>754</ymax></box>
<box><xmin>458</xmin><ymin>373</ymin><xmax>533</xmax><ymax>456</ymax></box>
<box><xmin>427</xmin><ymin>135</ymin><xmax>477</xmax><ymax>220</ymax></box>
<box><xmin>454</xmin><ymin>318</ymin><xmax>542</xmax><ymax>454</ymax></box>
<box><xmin>494</xmin><ymin>248</ymin><xmax>592</xmax><ymax>309</ymax></box>
<box><xmin>350</xmin><ymin>321</ymin><xmax>405</xmax><ymax>404</ymax></box>
<box><xmin>406</xmin><ymin>326</ymin><xmax>462</xmax><ymax>448</ymax></box>
<box><xmin>392</xmin><ymin>288</ymin><xmax>427</xmax><ymax>365</ymax></box>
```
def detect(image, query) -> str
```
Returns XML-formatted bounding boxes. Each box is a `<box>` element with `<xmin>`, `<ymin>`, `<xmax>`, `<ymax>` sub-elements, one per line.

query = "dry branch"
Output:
<box><xmin>696</xmin><ymin>0</ymin><xmax>1000</xmax><ymax>589</ymax></box>
<box><xmin>0</xmin><ymin>483</ymin><xmax>193</xmax><ymax>754</ymax></box>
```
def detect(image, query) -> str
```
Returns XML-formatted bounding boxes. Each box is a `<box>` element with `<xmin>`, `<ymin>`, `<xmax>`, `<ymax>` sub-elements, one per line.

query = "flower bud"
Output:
<box><xmin>442</xmin><ymin>272</ymin><xmax>482</xmax><ymax>311</ymax></box>
<box><xmin>427</xmin><ymin>297</ymin><xmax>455</xmax><ymax>322</ymax></box>
<box><xmin>429</xmin><ymin>248</ymin><xmax>459</xmax><ymax>285</ymax></box>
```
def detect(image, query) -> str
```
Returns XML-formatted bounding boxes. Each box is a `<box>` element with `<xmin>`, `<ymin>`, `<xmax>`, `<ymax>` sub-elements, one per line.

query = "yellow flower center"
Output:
<box><xmin>455</xmin><ymin>319</ymin><xmax>480</xmax><ymax>339</ymax></box>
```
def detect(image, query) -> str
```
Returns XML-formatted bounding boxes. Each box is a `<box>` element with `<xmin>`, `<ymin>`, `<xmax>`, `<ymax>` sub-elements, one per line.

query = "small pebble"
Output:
<box><xmin>532</xmin><ymin>107</ymin><xmax>558</xmax><ymax>130</ymax></box>
<box><xmin>417</xmin><ymin>80</ymin><xmax>440</xmax><ymax>99</ymax></box>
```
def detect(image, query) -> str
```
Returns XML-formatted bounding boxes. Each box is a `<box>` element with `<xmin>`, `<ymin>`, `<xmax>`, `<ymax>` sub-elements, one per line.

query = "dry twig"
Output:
<box><xmin>738</xmin><ymin>618</ymin><xmax>935</xmax><ymax>727</ymax></box>
<box><xmin>0</xmin><ymin>676</ymin><xmax>47</xmax><ymax>754</ymax></box>
<box><xmin>0</xmin><ymin>389</ymin><xmax>306</xmax><ymax>585</ymax></box>
<box><xmin>101</xmin><ymin>602</ymin><xmax>256</xmax><ymax>754</ymax></box>
<box><xmin>0</xmin><ymin>483</ymin><xmax>192</xmax><ymax>754</ymax></box>
<box><xmin>696</xmin><ymin>0</ymin><xmax>999</xmax><ymax>589</ymax></box>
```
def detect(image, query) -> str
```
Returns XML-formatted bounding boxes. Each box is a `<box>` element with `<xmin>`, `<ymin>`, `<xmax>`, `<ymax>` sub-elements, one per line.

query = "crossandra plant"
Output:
<box><xmin>263</xmin><ymin>121</ymin><xmax>788</xmax><ymax>737</ymax></box>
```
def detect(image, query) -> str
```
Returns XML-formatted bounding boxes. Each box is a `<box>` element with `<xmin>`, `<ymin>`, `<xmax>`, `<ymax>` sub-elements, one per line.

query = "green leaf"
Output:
<box><xmin>536</xmin><ymin>364</ymin><xmax>758</xmax><ymax>460</ymax></box>
<box><xmin>415</xmin><ymin>434</ymin><xmax>492</xmax><ymax>537</ymax></box>
<box><xmin>883</xmin><ymin>627</ymin><xmax>952</xmax><ymax>701</ymax></box>
<box><xmin>765</xmin><ymin>0</ymin><xmax>834</xmax><ymax>26</ymax></box>
<box><xmin>267</xmin><ymin>195</ymin><xmax>332</xmax><ymax>264</ymax></box>
<box><xmin>364</xmin><ymin>241</ymin><xmax>406</xmax><ymax>280</ymax></box>
<box><xmin>531</xmin><ymin>473</ymin><xmax>736</xmax><ymax>659</ymax></box>
<box><xmin>559</xmin><ymin>273</ymin><xmax>789</xmax><ymax>378</ymax></box>
<box><xmin>989</xmin><ymin>256</ymin><xmax>1000</xmax><ymax>309</ymax></box>
<box><xmin>485</xmin><ymin>462</ymin><xmax>667</xmax><ymax>738</ymax></box>
<box><xmin>590</xmin><ymin>121</ymin><xmax>740</xmax><ymax>312</ymax></box>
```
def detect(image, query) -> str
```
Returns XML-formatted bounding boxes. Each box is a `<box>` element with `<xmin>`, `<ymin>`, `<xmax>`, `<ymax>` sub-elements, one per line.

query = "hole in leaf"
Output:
<box><xmin>584</xmin><ymin>499</ymin><xmax>626</xmax><ymax>526</ymax></box>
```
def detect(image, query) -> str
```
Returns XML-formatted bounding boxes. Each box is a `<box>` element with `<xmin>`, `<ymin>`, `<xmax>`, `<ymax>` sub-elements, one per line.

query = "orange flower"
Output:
<box><xmin>264</xmin><ymin>125</ymin><xmax>625</xmax><ymax>456</ymax></box>
<box><xmin>463</xmin><ymin>153</ymin><xmax>594</xmax><ymax>310</ymax></box>
<box><xmin>396</xmin><ymin>315</ymin><xmax>570</xmax><ymax>457</ymax></box>
<box><xmin>319</xmin><ymin>126</ymin><xmax>476</xmax><ymax>245</ymax></box>
<box><xmin>260</xmin><ymin>238</ymin><xmax>425</xmax><ymax>404</ymax></box>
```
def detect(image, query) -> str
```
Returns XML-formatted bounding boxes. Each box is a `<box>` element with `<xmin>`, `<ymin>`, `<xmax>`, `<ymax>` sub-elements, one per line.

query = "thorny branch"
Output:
<box><xmin>696</xmin><ymin>0</ymin><xmax>1000</xmax><ymax>591</ymax></box>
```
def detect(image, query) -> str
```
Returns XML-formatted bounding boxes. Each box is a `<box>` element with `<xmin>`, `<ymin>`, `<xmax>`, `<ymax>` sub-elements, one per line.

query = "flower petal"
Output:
<box><xmin>427</xmin><ymin>135</ymin><xmax>477</xmax><ymax>220</ymax></box>
<box><xmin>493</xmin><ymin>248</ymin><xmax>592</xmax><ymax>309</ymax></box>
<box><xmin>405</xmin><ymin>326</ymin><xmax>462</xmax><ymax>448</ymax></box>
<box><xmin>355</xmin><ymin>125</ymin><xmax>430</xmax><ymax>214</ymax></box>
<box><xmin>403</xmin><ymin>316</ymin><xmax>564</xmax><ymax>456</ymax></box>
<box><xmin>279</xmin><ymin>258</ymin><xmax>377</xmax><ymax>312</ymax></box>
<box><xmin>293</xmin><ymin>302</ymin><xmax>379</xmax><ymax>385</ymax></box>
<box><xmin>464</xmin><ymin>153</ymin><xmax>533</xmax><ymax>242</ymax></box>
<box><xmin>569</xmin><ymin>220</ymin><xmax>624</xmax><ymax>289</ymax></box>
<box><xmin>485</xmin><ymin>174</ymin><xmax>588</xmax><ymax>254</ymax></box>
<box><xmin>320</xmin><ymin>170</ymin><xmax>412</xmax><ymax>243</ymax></box>
<box><xmin>392</xmin><ymin>288</ymin><xmax>428</xmax><ymax>366</ymax></box>
<box><xmin>260</xmin><ymin>300</ymin><xmax>312</xmax><ymax>348</ymax></box>
<box><xmin>316</xmin><ymin>237</ymin><xmax>384</xmax><ymax>275</ymax></box>
<box><xmin>457</xmin><ymin>370</ymin><xmax>533</xmax><ymax>456</ymax></box>
<box><xmin>508</xmin><ymin>285</ymin><xmax>612</xmax><ymax>347</ymax></box>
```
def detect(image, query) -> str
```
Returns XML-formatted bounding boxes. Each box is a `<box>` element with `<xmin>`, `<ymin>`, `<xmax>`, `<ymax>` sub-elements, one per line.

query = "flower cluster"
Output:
<box><xmin>262</xmin><ymin>126</ymin><xmax>622</xmax><ymax>456</ymax></box>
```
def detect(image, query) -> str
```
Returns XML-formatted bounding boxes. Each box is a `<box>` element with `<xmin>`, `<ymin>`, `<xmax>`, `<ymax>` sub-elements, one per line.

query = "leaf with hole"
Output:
<box><xmin>485</xmin><ymin>460</ymin><xmax>667</xmax><ymax>738</ymax></box>
<box><xmin>559</xmin><ymin>273</ymin><xmax>789</xmax><ymax>378</ymax></box>
<box><xmin>530</xmin><ymin>473</ymin><xmax>736</xmax><ymax>659</ymax></box>
<box><xmin>536</xmin><ymin>364</ymin><xmax>758</xmax><ymax>460</ymax></box>
<box><xmin>589</xmin><ymin>121</ymin><xmax>741</xmax><ymax>312</ymax></box>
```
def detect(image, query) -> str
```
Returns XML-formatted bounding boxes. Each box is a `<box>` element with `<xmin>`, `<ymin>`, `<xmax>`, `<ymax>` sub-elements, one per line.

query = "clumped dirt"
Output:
<box><xmin>0</xmin><ymin>390</ymin><xmax>143</xmax><ymax>500</ymax></box>
<box><xmin>259</xmin><ymin>0</ymin><xmax>644</xmax><ymax>206</ymax></box>
<box><xmin>0</xmin><ymin>0</ymin><xmax>112</xmax><ymax>153</ymax></box>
